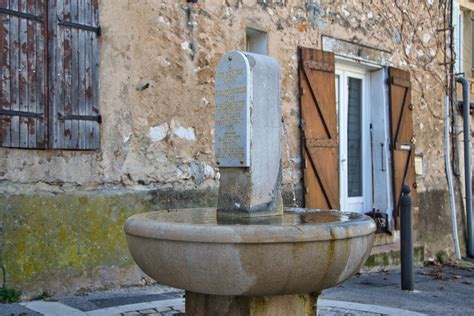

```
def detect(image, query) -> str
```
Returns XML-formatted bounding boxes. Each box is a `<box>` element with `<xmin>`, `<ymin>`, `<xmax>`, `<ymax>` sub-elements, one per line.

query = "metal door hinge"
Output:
<box><xmin>58</xmin><ymin>113</ymin><xmax>102</xmax><ymax>123</ymax></box>
<box><xmin>58</xmin><ymin>19</ymin><xmax>101</xmax><ymax>36</ymax></box>
<box><xmin>0</xmin><ymin>7</ymin><xmax>42</xmax><ymax>22</ymax></box>
<box><xmin>0</xmin><ymin>109</ymin><xmax>43</xmax><ymax>119</ymax></box>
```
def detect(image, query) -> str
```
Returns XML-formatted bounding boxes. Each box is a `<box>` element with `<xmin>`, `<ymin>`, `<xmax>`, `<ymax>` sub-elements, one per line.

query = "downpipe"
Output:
<box><xmin>456</xmin><ymin>76</ymin><xmax>474</xmax><ymax>257</ymax></box>
<box><xmin>445</xmin><ymin>96</ymin><xmax>462</xmax><ymax>259</ymax></box>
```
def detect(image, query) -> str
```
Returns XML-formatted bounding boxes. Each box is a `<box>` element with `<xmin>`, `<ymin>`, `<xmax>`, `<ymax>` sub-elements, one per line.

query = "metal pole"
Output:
<box><xmin>401</xmin><ymin>184</ymin><xmax>414</xmax><ymax>291</ymax></box>
<box><xmin>456</xmin><ymin>77</ymin><xmax>474</xmax><ymax>257</ymax></box>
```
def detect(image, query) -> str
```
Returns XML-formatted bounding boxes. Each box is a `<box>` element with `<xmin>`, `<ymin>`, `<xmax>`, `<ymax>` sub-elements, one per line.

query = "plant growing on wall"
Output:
<box><xmin>0</xmin><ymin>266</ymin><xmax>21</xmax><ymax>303</ymax></box>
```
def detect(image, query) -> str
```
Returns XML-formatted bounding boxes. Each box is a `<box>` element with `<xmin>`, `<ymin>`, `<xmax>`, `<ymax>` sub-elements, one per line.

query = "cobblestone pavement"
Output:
<box><xmin>2</xmin><ymin>262</ymin><xmax>473</xmax><ymax>316</ymax></box>
<box><xmin>1</xmin><ymin>291</ymin><xmax>420</xmax><ymax>316</ymax></box>
<box><xmin>318</xmin><ymin>306</ymin><xmax>381</xmax><ymax>316</ymax></box>
<box><xmin>124</xmin><ymin>303</ymin><xmax>390</xmax><ymax>316</ymax></box>
<box><xmin>120</xmin><ymin>304</ymin><xmax>184</xmax><ymax>316</ymax></box>
<box><xmin>120</xmin><ymin>299</ymin><xmax>394</xmax><ymax>316</ymax></box>
<box><xmin>118</xmin><ymin>297</ymin><xmax>420</xmax><ymax>316</ymax></box>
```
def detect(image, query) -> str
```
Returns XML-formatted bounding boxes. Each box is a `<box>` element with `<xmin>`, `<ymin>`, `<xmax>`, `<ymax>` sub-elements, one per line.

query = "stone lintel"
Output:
<box><xmin>322</xmin><ymin>35</ymin><xmax>391</xmax><ymax>66</ymax></box>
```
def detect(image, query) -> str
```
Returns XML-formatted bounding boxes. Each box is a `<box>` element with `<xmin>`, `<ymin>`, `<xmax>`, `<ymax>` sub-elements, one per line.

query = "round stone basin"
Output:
<box><xmin>124</xmin><ymin>208</ymin><xmax>376</xmax><ymax>297</ymax></box>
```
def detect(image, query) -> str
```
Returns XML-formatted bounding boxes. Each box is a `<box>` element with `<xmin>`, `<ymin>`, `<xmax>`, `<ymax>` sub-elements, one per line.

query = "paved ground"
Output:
<box><xmin>1</xmin><ymin>262</ymin><xmax>473</xmax><ymax>316</ymax></box>
<box><xmin>321</xmin><ymin>261</ymin><xmax>474</xmax><ymax>315</ymax></box>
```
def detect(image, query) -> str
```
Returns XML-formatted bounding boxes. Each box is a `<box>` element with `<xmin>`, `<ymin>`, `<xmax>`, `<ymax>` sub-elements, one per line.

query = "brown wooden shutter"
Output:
<box><xmin>49</xmin><ymin>0</ymin><xmax>100</xmax><ymax>149</ymax></box>
<box><xmin>299</xmin><ymin>47</ymin><xmax>339</xmax><ymax>209</ymax></box>
<box><xmin>0</xmin><ymin>0</ymin><xmax>47</xmax><ymax>148</ymax></box>
<box><xmin>388</xmin><ymin>67</ymin><xmax>417</xmax><ymax>228</ymax></box>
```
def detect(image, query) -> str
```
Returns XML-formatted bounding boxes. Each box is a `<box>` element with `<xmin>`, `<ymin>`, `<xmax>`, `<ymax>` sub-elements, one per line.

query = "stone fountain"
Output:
<box><xmin>124</xmin><ymin>51</ymin><xmax>376</xmax><ymax>315</ymax></box>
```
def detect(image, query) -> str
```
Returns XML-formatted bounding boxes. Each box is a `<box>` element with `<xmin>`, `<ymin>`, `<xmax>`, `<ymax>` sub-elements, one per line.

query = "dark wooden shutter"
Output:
<box><xmin>0</xmin><ymin>0</ymin><xmax>47</xmax><ymax>148</ymax></box>
<box><xmin>299</xmin><ymin>47</ymin><xmax>339</xmax><ymax>209</ymax></box>
<box><xmin>49</xmin><ymin>0</ymin><xmax>100</xmax><ymax>149</ymax></box>
<box><xmin>388</xmin><ymin>67</ymin><xmax>417</xmax><ymax>228</ymax></box>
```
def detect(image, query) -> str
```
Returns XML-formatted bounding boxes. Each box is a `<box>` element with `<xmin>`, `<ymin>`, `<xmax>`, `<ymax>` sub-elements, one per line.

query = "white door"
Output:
<box><xmin>336</xmin><ymin>66</ymin><xmax>372</xmax><ymax>213</ymax></box>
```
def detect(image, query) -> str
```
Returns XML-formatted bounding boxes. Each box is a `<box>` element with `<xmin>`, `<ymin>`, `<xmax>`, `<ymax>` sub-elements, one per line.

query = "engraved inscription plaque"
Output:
<box><xmin>215</xmin><ymin>51</ymin><xmax>251</xmax><ymax>167</ymax></box>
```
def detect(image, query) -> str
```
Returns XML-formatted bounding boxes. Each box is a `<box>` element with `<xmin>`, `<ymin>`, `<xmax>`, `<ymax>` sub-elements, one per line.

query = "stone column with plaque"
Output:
<box><xmin>215</xmin><ymin>51</ymin><xmax>282</xmax><ymax>217</ymax></box>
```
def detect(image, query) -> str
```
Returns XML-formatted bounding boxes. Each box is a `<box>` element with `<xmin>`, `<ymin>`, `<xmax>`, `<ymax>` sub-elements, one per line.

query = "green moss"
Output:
<box><xmin>364</xmin><ymin>255</ymin><xmax>376</xmax><ymax>267</ymax></box>
<box><xmin>33</xmin><ymin>291</ymin><xmax>50</xmax><ymax>301</ymax></box>
<box><xmin>1</xmin><ymin>193</ymin><xmax>142</xmax><ymax>284</ymax></box>
<box><xmin>454</xmin><ymin>259</ymin><xmax>474</xmax><ymax>268</ymax></box>
<box><xmin>414</xmin><ymin>246</ymin><xmax>425</xmax><ymax>262</ymax></box>
<box><xmin>436</xmin><ymin>250</ymin><xmax>449</xmax><ymax>264</ymax></box>
<box><xmin>383</xmin><ymin>253</ymin><xmax>390</xmax><ymax>266</ymax></box>
<box><xmin>0</xmin><ymin>188</ymin><xmax>217</xmax><ymax>293</ymax></box>
<box><xmin>364</xmin><ymin>246</ymin><xmax>424</xmax><ymax>269</ymax></box>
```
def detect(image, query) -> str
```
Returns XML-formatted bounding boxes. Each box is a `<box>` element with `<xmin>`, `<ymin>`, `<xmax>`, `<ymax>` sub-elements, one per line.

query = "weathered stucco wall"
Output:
<box><xmin>0</xmin><ymin>189</ymin><xmax>217</xmax><ymax>297</ymax></box>
<box><xmin>0</xmin><ymin>0</ymin><xmax>461</xmax><ymax>297</ymax></box>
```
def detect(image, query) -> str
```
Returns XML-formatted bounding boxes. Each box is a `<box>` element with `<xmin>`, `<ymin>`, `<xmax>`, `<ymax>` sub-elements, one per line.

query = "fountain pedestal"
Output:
<box><xmin>185</xmin><ymin>292</ymin><xmax>318</xmax><ymax>316</ymax></box>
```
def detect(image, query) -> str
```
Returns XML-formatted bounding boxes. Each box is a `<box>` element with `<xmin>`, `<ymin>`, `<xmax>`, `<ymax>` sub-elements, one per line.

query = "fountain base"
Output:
<box><xmin>185</xmin><ymin>291</ymin><xmax>319</xmax><ymax>316</ymax></box>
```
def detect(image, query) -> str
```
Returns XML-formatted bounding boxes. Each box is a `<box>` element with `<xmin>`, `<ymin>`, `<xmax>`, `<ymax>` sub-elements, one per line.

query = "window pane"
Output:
<box><xmin>347</xmin><ymin>77</ymin><xmax>363</xmax><ymax>197</ymax></box>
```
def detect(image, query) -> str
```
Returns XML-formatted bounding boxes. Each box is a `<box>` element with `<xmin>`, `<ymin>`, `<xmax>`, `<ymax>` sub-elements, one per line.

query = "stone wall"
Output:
<box><xmin>0</xmin><ymin>0</ymin><xmax>461</xmax><ymax>297</ymax></box>
<box><xmin>0</xmin><ymin>189</ymin><xmax>217</xmax><ymax>297</ymax></box>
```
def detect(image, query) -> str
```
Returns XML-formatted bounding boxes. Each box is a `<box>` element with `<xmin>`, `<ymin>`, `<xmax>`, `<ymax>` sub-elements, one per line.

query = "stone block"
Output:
<box><xmin>215</xmin><ymin>51</ymin><xmax>282</xmax><ymax>216</ymax></box>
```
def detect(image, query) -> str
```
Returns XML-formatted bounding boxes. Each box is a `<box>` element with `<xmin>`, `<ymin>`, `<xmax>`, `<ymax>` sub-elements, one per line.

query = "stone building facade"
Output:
<box><xmin>0</xmin><ymin>0</ymin><xmax>466</xmax><ymax>297</ymax></box>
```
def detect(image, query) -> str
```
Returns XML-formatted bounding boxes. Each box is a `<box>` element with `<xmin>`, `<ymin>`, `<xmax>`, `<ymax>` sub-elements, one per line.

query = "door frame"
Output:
<box><xmin>335</xmin><ymin>63</ymin><xmax>372</xmax><ymax>213</ymax></box>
